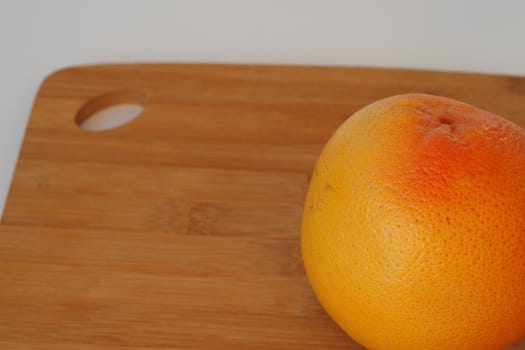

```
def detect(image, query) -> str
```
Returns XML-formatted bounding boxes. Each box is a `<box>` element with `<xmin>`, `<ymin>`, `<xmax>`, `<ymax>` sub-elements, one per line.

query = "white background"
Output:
<box><xmin>2</xmin><ymin>0</ymin><xmax>525</xmax><ymax>216</ymax></box>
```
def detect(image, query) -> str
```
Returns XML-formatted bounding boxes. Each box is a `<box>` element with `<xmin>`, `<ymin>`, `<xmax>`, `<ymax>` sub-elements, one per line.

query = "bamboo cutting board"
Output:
<box><xmin>2</xmin><ymin>64</ymin><xmax>525</xmax><ymax>349</ymax></box>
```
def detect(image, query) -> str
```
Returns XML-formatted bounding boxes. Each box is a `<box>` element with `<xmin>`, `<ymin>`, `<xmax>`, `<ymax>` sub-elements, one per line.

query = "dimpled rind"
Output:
<box><xmin>301</xmin><ymin>94</ymin><xmax>525</xmax><ymax>350</ymax></box>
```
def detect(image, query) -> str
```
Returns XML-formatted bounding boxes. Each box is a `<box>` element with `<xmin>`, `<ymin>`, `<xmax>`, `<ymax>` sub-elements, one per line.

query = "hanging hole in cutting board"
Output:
<box><xmin>76</xmin><ymin>90</ymin><xmax>147</xmax><ymax>131</ymax></box>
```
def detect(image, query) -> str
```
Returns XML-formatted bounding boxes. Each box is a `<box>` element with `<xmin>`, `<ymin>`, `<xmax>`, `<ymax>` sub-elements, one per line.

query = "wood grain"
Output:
<box><xmin>2</xmin><ymin>64</ymin><xmax>525</xmax><ymax>349</ymax></box>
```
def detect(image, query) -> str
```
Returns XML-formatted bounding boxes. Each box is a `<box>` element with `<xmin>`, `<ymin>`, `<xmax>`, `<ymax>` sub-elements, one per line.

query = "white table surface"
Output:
<box><xmin>2</xmin><ymin>0</ymin><xmax>525</xmax><ymax>217</ymax></box>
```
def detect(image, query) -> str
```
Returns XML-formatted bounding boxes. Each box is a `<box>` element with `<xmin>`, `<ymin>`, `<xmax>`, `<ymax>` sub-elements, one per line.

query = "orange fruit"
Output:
<box><xmin>301</xmin><ymin>94</ymin><xmax>525</xmax><ymax>350</ymax></box>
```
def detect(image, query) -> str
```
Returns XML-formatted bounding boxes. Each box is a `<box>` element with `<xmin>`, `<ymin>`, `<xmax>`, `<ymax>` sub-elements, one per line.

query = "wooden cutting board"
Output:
<box><xmin>2</xmin><ymin>64</ymin><xmax>525</xmax><ymax>350</ymax></box>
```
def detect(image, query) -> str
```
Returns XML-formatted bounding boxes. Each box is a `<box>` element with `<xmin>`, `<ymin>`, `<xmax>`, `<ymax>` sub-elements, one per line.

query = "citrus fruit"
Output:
<box><xmin>301</xmin><ymin>94</ymin><xmax>525</xmax><ymax>350</ymax></box>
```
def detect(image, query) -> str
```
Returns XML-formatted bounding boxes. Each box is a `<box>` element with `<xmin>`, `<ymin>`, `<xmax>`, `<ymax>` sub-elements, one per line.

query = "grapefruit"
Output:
<box><xmin>302</xmin><ymin>94</ymin><xmax>525</xmax><ymax>350</ymax></box>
